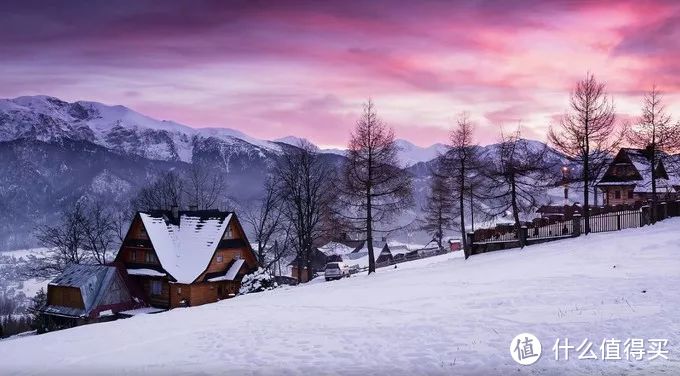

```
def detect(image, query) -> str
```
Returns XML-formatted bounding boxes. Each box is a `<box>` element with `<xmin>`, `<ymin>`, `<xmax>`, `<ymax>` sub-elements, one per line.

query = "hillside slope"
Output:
<box><xmin>2</xmin><ymin>220</ymin><xmax>680</xmax><ymax>375</ymax></box>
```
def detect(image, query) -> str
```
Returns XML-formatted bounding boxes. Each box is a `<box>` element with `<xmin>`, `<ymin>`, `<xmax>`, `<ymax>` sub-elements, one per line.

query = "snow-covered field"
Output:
<box><xmin>2</xmin><ymin>220</ymin><xmax>680</xmax><ymax>375</ymax></box>
<box><xmin>0</xmin><ymin>248</ymin><xmax>49</xmax><ymax>298</ymax></box>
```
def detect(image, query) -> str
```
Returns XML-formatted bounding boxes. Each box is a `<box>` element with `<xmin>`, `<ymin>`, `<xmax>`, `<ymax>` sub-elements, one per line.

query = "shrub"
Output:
<box><xmin>239</xmin><ymin>268</ymin><xmax>278</xmax><ymax>295</ymax></box>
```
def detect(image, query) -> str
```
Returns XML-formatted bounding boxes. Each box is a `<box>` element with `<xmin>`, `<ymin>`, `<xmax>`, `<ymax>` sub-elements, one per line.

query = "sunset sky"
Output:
<box><xmin>1</xmin><ymin>0</ymin><xmax>679</xmax><ymax>147</ymax></box>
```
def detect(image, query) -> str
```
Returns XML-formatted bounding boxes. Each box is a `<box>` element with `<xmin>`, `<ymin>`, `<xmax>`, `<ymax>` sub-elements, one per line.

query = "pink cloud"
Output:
<box><xmin>0</xmin><ymin>0</ymin><xmax>678</xmax><ymax>148</ymax></box>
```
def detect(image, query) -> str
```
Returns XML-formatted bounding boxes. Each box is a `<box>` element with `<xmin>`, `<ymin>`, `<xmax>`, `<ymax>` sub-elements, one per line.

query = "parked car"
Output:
<box><xmin>324</xmin><ymin>262</ymin><xmax>350</xmax><ymax>281</ymax></box>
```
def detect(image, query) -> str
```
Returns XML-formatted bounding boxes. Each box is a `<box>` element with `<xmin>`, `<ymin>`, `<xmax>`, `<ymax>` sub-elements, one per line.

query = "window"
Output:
<box><xmin>224</xmin><ymin>226</ymin><xmax>234</xmax><ymax>239</ymax></box>
<box><xmin>150</xmin><ymin>280</ymin><xmax>162</xmax><ymax>295</ymax></box>
<box><xmin>130</xmin><ymin>250</ymin><xmax>136</xmax><ymax>262</ymax></box>
<box><xmin>177</xmin><ymin>287</ymin><xmax>182</xmax><ymax>294</ymax></box>
<box><xmin>614</xmin><ymin>190</ymin><xmax>621</xmax><ymax>199</ymax></box>
<box><xmin>216</xmin><ymin>255</ymin><xmax>224</xmax><ymax>263</ymax></box>
<box><xmin>628</xmin><ymin>190</ymin><xmax>634</xmax><ymax>199</ymax></box>
<box><xmin>145</xmin><ymin>251</ymin><xmax>157</xmax><ymax>263</ymax></box>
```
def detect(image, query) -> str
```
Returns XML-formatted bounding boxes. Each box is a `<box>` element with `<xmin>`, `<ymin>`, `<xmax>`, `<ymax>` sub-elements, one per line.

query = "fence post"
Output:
<box><xmin>466</xmin><ymin>232</ymin><xmax>475</xmax><ymax>257</ymax></box>
<box><xmin>616</xmin><ymin>214</ymin><xmax>621</xmax><ymax>230</ymax></box>
<box><xmin>572</xmin><ymin>214</ymin><xmax>581</xmax><ymax>237</ymax></box>
<box><xmin>661</xmin><ymin>202</ymin><xmax>668</xmax><ymax>220</ymax></box>
<box><xmin>641</xmin><ymin>206</ymin><xmax>649</xmax><ymax>226</ymax></box>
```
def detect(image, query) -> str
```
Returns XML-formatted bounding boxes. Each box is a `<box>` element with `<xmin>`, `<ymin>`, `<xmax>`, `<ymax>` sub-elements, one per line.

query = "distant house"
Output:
<box><xmin>288</xmin><ymin>248</ymin><xmax>330</xmax><ymax>283</ymax></box>
<box><xmin>40</xmin><ymin>264</ymin><xmax>143</xmax><ymax>331</ymax></box>
<box><xmin>114</xmin><ymin>209</ymin><xmax>258</xmax><ymax>309</ymax></box>
<box><xmin>348</xmin><ymin>240</ymin><xmax>398</xmax><ymax>267</ymax></box>
<box><xmin>596</xmin><ymin>148</ymin><xmax>680</xmax><ymax>205</ymax></box>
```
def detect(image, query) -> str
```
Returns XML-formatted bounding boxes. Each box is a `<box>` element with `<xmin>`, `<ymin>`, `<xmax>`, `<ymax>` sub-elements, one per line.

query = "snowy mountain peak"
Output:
<box><xmin>0</xmin><ymin>95</ymin><xmax>554</xmax><ymax>167</ymax></box>
<box><xmin>394</xmin><ymin>139</ymin><xmax>448</xmax><ymax>167</ymax></box>
<box><xmin>274</xmin><ymin>136</ymin><xmax>311</xmax><ymax>147</ymax></box>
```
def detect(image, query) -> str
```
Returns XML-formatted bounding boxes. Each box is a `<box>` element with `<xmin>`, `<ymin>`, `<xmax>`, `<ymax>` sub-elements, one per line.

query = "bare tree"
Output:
<box><xmin>132</xmin><ymin>165</ymin><xmax>227</xmax><ymax>212</ymax></box>
<box><xmin>549</xmin><ymin>73</ymin><xmax>621</xmax><ymax>233</ymax></box>
<box><xmin>421</xmin><ymin>165</ymin><xmax>456</xmax><ymax>251</ymax></box>
<box><xmin>274</xmin><ymin>141</ymin><xmax>336</xmax><ymax>281</ymax></box>
<box><xmin>184</xmin><ymin>163</ymin><xmax>226</xmax><ymax>210</ymax></box>
<box><xmin>81</xmin><ymin>199</ymin><xmax>118</xmax><ymax>265</ymax></box>
<box><xmin>266</xmin><ymin>226</ymin><xmax>295</xmax><ymax>275</ymax></box>
<box><xmin>29</xmin><ymin>203</ymin><xmax>90</xmax><ymax>278</ymax></box>
<box><xmin>627</xmin><ymin>86</ymin><xmax>680</xmax><ymax>223</ymax></box>
<box><xmin>132</xmin><ymin>170</ymin><xmax>184</xmax><ymax>211</ymax></box>
<box><xmin>112</xmin><ymin>202</ymin><xmax>134</xmax><ymax>244</ymax></box>
<box><xmin>341</xmin><ymin>99</ymin><xmax>413</xmax><ymax>274</ymax></box>
<box><xmin>26</xmin><ymin>198</ymin><xmax>121</xmax><ymax>278</ymax></box>
<box><xmin>243</xmin><ymin>177</ymin><xmax>285</xmax><ymax>268</ymax></box>
<box><xmin>441</xmin><ymin>113</ymin><xmax>482</xmax><ymax>258</ymax></box>
<box><xmin>485</xmin><ymin>128</ymin><xmax>557</xmax><ymax>248</ymax></box>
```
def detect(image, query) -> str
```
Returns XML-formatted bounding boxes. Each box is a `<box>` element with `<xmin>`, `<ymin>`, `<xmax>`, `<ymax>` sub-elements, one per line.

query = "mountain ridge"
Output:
<box><xmin>0</xmin><ymin>95</ymin><xmax>568</xmax><ymax>251</ymax></box>
<box><xmin>0</xmin><ymin>95</ymin><xmax>455</xmax><ymax>167</ymax></box>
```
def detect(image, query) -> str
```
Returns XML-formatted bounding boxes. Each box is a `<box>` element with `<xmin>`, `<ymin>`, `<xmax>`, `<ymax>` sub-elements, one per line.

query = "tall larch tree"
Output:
<box><xmin>627</xmin><ymin>85</ymin><xmax>680</xmax><ymax>223</ymax></box>
<box><xmin>485</xmin><ymin>128</ymin><xmax>557</xmax><ymax>248</ymax></box>
<box><xmin>342</xmin><ymin>99</ymin><xmax>413</xmax><ymax>274</ymax></box>
<box><xmin>422</xmin><ymin>164</ymin><xmax>456</xmax><ymax>251</ymax></box>
<box><xmin>549</xmin><ymin>73</ymin><xmax>621</xmax><ymax>234</ymax></box>
<box><xmin>442</xmin><ymin>113</ymin><xmax>481</xmax><ymax>258</ymax></box>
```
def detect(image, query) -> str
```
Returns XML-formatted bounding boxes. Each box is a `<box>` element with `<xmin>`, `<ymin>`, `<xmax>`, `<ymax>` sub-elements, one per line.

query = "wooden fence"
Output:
<box><xmin>469</xmin><ymin>201</ymin><xmax>680</xmax><ymax>255</ymax></box>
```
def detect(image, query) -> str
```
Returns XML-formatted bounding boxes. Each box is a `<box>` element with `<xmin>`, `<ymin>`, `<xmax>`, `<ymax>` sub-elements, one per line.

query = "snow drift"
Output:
<box><xmin>2</xmin><ymin>219</ymin><xmax>679</xmax><ymax>375</ymax></box>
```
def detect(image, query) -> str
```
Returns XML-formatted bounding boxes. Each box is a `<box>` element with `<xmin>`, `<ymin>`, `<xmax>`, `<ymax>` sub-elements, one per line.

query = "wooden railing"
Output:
<box><xmin>469</xmin><ymin>200</ymin><xmax>680</xmax><ymax>255</ymax></box>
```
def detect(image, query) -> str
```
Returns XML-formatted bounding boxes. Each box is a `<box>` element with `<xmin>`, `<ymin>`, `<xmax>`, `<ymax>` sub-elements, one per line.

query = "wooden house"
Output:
<box><xmin>40</xmin><ymin>264</ymin><xmax>143</xmax><ymax>331</ymax></box>
<box><xmin>596</xmin><ymin>148</ymin><xmax>680</xmax><ymax>205</ymax></box>
<box><xmin>348</xmin><ymin>241</ymin><xmax>396</xmax><ymax>267</ymax></box>
<box><xmin>289</xmin><ymin>248</ymin><xmax>330</xmax><ymax>283</ymax></box>
<box><xmin>114</xmin><ymin>210</ymin><xmax>258</xmax><ymax>309</ymax></box>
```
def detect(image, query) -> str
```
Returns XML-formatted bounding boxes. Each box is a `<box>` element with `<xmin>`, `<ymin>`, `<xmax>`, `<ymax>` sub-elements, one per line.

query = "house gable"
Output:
<box><xmin>598</xmin><ymin>149</ymin><xmax>643</xmax><ymax>184</ymax></box>
<box><xmin>194</xmin><ymin>214</ymin><xmax>258</xmax><ymax>283</ymax></box>
<box><xmin>116</xmin><ymin>214</ymin><xmax>169</xmax><ymax>279</ymax></box>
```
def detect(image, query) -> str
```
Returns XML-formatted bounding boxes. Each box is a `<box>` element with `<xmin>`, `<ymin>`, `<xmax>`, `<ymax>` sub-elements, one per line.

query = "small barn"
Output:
<box><xmin>40</xmin><ymin>264</ymin><xmax>142</xmax><ymax>331</ymax></box>
<box><xmin>289</xmin><ymin>248</ymin><xmax>329</xmax><ymax>283</ymax></box>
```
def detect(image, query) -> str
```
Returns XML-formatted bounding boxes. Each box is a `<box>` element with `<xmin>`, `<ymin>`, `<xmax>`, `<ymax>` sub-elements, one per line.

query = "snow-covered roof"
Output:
<box><xmin>140</xmin><ymin>212</ymin><xmax>233</xmax><ymax>284</ymax></box>
<box><xmin>318</xmin><ymin>241</ymin><xmax>356</xmax><ymax>256</ymax></box>
<box><xmin>127</xmin><ymin>268</ymin><xmax>166</xmax><ymax>277</ymax></box>
<box><xmin>207</xmin><ymin>259</ymin><xmax>246</xmax><ymax>282</ymax></box>
<box><xmin>596</xmin><ymin>148</ymin><xmax>680</xmax><ymax>193</ymax></box>
<box><xmin>45</xmin><ymin>264</ymin><xmax>121</xmax><ymax>318</ymax></box>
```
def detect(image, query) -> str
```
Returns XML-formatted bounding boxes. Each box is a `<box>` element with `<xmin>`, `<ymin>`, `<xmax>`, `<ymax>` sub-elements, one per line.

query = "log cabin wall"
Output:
<box><xmin>188</xmin><ymin>282</ymin><xmax>219</xmax><ymax>307</ymax></box>
<box><xmin>603</xmin><ymin>186</ymin><xmax>637</xmax><ymax>206</ymax></box>
<box><xmin>119</xmin><ymin>217</ymin><xmax>162</xmax><ymax>267</ymax></box>
<box><xmin>47</xmin><ymin>286</ymin><xmax>84</xmax><ymax>309</ymax></box>
<box><xmin>169</xmin><ymin>284</ymin><xmax>191</xmax><ymax>308</ymax></box>
<box><xmin>139</xmin><ymin>277</ymin><xmax>170</xmax><ymax>308</ymax></box>
<box><xmin>198</xmin><ymin>219</ymin><xmax>257</xmax><ymax>280</ymax></box>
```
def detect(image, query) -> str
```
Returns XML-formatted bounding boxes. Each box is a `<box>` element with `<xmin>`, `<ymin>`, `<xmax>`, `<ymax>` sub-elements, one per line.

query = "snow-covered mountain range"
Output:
<box><xmin>0</xmin><ymin>95</ymin><xmax>444</xmax><ymax>167</ymax></box>
<box><xmin>0</xmin><ymin>95</ymin><xmax>567</xmax><ymax>251</ymax></box>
